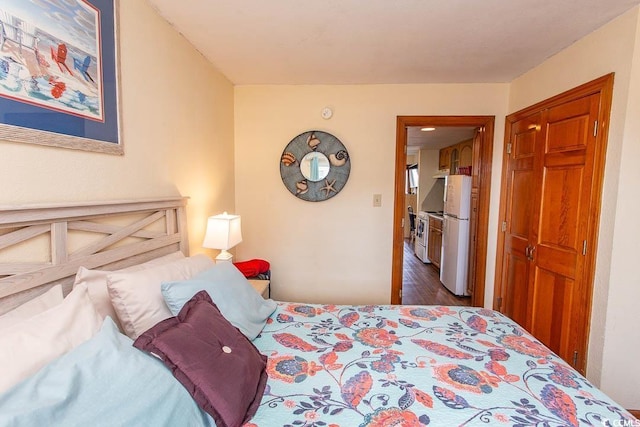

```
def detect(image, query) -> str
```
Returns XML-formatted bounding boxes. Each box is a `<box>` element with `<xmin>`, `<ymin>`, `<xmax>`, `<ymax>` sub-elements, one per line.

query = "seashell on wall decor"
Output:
<box><xmin>296</xmin><ymin>180</ymin><xmax>308</xmax><ymax>194</ymax></box>
<box><xmin>281</xmin><ymin>152</ymin><xmax>297</xmax><ymax>166</ymax></box>
<box><xmin>329</xmin><ymin>150</ymin><xmax>349</xmax><ymax>167</ymax></box>
<box><xmin>307</xmin><ymin>132</ymin><xmax>321</xmax><ymax>150</ymax></box>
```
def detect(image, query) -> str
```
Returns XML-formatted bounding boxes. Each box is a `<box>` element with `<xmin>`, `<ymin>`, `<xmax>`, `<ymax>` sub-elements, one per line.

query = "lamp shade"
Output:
<box><xmin>202</xmin><ymin>212</ymin><xmax>242</xmax><ymax>250</ymax></box>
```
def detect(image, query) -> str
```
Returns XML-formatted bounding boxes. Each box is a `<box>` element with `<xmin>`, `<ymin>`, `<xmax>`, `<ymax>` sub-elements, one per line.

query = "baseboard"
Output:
<box><xmin>628</xmin><ymin>409</ymin><xmax>640</xmax><ymax>419</ymax></box>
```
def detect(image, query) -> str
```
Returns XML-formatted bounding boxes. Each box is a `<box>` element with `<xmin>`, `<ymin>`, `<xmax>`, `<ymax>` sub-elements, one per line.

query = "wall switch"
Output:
<box><xmin>373</xmin><ymin>194</ymin><xmax>382</xmax><ymax>207</ymax></box>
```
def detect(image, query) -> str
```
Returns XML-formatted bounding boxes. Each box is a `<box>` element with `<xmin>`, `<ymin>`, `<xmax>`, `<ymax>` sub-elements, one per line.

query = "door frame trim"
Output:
<box><xmin>493</xmin><ymin>73</ymin><xmax>614</xmax><ymax>373</ymax></box>
<box><xmin>392</xmin><ymin>116</ymin><xmax>495</xmax><ymax>306</ymax></box>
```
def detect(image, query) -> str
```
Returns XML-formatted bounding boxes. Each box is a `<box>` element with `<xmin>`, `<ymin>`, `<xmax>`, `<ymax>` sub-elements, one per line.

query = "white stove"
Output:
<box><xmin>414</xmin><ymin>211</ymin><xmax>430</xmax><ymax>263</ymax></box>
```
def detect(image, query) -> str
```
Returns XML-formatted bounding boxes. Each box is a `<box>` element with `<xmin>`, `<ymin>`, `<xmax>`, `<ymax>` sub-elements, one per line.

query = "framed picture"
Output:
<box><xmin>0</xmin><ymin>0</ymin><xmax>122</xmax><ymax>154</ymax></box>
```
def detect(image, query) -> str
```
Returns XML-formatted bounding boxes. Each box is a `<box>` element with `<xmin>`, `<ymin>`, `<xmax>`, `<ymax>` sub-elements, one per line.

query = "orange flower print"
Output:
<box><xmin>285</xmin><ymin>304</ymin><xmax>320</xmax><ymax>317</ymax></box>
<box><xmin>499</xmin><ymin>335</ymin><xmax>551</xmax><ymax>358</ymax></box>
<box><xmin>432</xmin><ymin>364</ymin><xmax>496</xmax><ymax>394</ymax></box>
<box><xmin>400</xmin><ymin>306</ymin><xmax>442</xmax><ymax>321</ymax></box>
<box><xmin>267</xmin><ymin>355</ymin><xmax>322</xmax><ymax>383</ymax></box>
<box><xmin>494</xmin><ymin>413</ymin><xmax>509</xmax><ymax>423</ymax></box>
<box><xmin>304</xmin><ymin>411</ymin><xmax>320</xmax><ymax>421</ymax></box>
<box><xmin>361</xmin><ymin>407</ymin><xmax>421</xmax><ymax>427</ymax></box>
<box><xmin>354</xmin><ymin>328</ymin><xmax>400</xmax><ymax>348</ymax></box>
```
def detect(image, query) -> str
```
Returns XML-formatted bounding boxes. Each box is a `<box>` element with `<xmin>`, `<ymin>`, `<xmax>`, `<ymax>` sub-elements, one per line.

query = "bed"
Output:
<box><xmin>0</xmin><ymin>198</ymin><xmax>635</xmax><ymax>427</ymax></box>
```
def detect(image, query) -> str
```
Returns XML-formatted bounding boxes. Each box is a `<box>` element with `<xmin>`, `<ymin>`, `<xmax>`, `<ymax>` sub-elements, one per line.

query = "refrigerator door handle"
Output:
<box><xmin>443</xmin><ymin>182</ymin><xmax>448</xmax><ymax>204</ymax></box>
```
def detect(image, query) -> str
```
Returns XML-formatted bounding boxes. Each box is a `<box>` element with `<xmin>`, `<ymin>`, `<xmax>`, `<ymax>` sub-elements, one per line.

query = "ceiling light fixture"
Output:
<box><xmin>420</xmin><ymin>127</ymin><xmax>435</xmax><ymax>132</ymax></box>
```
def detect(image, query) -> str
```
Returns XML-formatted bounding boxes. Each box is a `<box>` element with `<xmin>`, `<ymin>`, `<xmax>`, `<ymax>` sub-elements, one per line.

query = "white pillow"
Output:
<box><xmin>0</xmin><ymin>285</ymin><xmax>63</xmax><ymax>332</ymax></box>
<box><xmin>73</xmin><ymin>251</ymin><xmax>185</xmax><ymax>331</ymax></box>
<box><xmin>0</xmin><ymin>283</ymin><xmax>102</xmax><ymax>393</ymax></box>
<box><xmin>106</xmin><ymin>254</ymin><xmax>214</xmax><ymax>339</ymax></box>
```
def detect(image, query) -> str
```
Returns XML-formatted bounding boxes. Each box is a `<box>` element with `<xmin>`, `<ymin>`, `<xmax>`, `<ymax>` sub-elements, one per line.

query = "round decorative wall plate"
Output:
<box><xmin>280</xmin><ymin>130</ymin><xmax>350</xmax><ymax>202</ymax></box>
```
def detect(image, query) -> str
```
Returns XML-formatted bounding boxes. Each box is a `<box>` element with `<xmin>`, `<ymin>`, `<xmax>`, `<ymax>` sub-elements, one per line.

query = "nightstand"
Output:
<box><xmin>248</xmin><ymin>279</ymin><xmax>270</xmax><ymax>299</ymax></box>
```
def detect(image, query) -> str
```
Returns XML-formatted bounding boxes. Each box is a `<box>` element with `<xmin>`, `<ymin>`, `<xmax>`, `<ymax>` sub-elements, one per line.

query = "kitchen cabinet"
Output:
<box><xmin>438</xmin><ymin>147</ymin><xmax>451</xmax><ymax>170</ymax></box>
<box><xmin>439</xmin><ymin>139</ymin><xmax>473</xmax><ymax>173</ymax></box>
<box><xmin>458</xmin><ymin>139</ymin><xmax>473</xmax><ymax>168</ymax></box>
<box><xmin>449</xmin><ymin>147</ymin><xmax>459</xmax><ymax>174</ymax></box>
<box><xmin>427</xmin><ymin>215</ymin><xmax>443</xmax><ymax>268</ymax></box>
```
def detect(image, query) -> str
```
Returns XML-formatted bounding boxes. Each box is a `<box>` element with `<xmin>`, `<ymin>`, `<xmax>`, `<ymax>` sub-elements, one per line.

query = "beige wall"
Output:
<box><xmin>0</xmin><ymin>0</ymin><xmax>236</xmax><ymax>256</ymax></box>
<box><xmin>234</xmin><ymin>84</ymin><xmax>509</xmax><ymax>304</ymax></box>
<box><xmin>509</xmin><ymin>6</ymin><xmax>640</xmax><ymax>408</ymax></box>
<box><xmin>417</xmin><ymin>148</ymin><xmax>443</xmax><ymax>212</ymax></box>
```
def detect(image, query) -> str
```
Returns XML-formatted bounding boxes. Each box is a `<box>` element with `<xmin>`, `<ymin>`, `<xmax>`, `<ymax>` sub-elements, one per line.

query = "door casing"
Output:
<box><xmin>392</xmin><ymin>116</ymin><xmax>495</xmax><ymax>306</ymax></box>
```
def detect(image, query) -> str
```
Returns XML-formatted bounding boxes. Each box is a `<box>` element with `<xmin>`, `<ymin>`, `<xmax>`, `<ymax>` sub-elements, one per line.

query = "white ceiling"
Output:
<box><xmin>407</xmin><ymin>126</ymin><xmax>476</xmax><ymax>154</ymax></box>
<box><xmin>148</xmin><ymin>0</ymin><xmax>640</xmax><ymax>85</ymax></box>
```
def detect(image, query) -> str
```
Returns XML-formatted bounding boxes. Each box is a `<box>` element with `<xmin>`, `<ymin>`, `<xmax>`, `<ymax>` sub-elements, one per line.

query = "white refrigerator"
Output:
<box><xmin>440</xmin><ymin>175</ymin><xmax>472</xmax><ymax>296</ymax></box>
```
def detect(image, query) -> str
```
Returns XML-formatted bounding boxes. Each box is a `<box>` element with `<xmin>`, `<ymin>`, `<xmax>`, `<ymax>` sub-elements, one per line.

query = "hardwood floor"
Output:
<box><xmin>402</xmin><ymin>239</ymin><xmax>471</xmax><ymax>306</ymax></box>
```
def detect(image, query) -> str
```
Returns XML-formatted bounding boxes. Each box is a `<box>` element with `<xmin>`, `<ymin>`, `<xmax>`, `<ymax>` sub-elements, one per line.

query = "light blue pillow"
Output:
<box><xmin>0</xmin><ymin>318</ymin><xmax>215</xmax><ymax>427</ymax></box>
<box><xmin>161</xmin><ymin>262</ymin><xmax>277</xmax><ymax>340</ymax></box>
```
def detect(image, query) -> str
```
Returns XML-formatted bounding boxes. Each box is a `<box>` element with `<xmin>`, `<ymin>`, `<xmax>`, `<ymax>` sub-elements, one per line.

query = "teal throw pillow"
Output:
<box><xmin>161</xmin><ymin>262</ymin><xmax>277</xmax><ymax>340</ymax></box>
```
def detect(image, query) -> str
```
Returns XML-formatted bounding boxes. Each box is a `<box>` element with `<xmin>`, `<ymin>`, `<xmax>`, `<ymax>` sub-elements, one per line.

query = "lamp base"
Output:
<box><xmin>215</xmin><ymin>250</ymin><xmax>234</xmax><ymax>263</ymax></box>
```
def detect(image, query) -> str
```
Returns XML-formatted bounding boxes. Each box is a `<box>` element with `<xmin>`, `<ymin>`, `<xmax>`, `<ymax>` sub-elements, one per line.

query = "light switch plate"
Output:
<box><xmin>373</xmin><ymin>194</ymin><xmax>382</xmax><ymax>207</ymax></box>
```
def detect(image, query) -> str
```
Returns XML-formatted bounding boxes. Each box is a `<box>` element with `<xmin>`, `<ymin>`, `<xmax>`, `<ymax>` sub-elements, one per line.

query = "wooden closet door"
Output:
<box><xmin>528</xmin><ymin>94</ymin><xmax>600</xmax><ymax>372</ymax></box>
<box><xmin>499</xmin><ymin>113</ymin><xmax>541</xmax><ymax>328</ymax></box>
<box><xmin>496</xmin><ymin>74</ymin><xmax>613</xmax><ymax>375</ymax></box>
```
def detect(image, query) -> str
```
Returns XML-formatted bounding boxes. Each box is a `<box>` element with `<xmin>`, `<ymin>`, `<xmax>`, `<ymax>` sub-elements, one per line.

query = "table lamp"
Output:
<box><xmin>202</xmin><ymin>212</ymin><xmax>242</xmax><ymax>263</ymax></box>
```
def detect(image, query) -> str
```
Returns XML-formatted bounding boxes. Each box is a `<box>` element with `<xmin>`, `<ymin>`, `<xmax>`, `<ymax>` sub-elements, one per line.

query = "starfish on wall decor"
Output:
<box><xmin>321</xmin><ymin>178</ymin><xmax>337</xmax><ymax>197</ymax></box>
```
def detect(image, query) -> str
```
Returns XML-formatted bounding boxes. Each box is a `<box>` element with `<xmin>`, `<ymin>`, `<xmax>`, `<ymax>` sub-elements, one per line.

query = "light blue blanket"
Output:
<box><xmin>247</xmin><ymin>303</ymin><xmax>636</xmax><ymax>427</ymax></box>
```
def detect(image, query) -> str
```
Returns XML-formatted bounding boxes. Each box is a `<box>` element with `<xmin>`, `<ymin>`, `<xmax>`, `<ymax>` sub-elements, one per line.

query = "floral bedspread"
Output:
<box><xmin>246</xmin><ymin>303</ymin><xmax>634</xmax><ymax>427</ymax></box>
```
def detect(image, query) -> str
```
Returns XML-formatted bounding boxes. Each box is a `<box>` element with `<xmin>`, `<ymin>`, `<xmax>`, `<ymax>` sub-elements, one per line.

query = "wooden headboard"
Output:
<box><xmin>0</xmin><ymin>197</ymin><xmax>189</xmax><ymax>314</ymax></box>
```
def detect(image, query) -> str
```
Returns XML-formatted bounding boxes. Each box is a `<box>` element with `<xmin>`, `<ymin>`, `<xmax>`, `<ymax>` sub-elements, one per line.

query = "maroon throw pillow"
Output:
<box><xmin>133</xmin><ymin>291</ymin><xmax>267</xmax><ymax>427</ymax></box>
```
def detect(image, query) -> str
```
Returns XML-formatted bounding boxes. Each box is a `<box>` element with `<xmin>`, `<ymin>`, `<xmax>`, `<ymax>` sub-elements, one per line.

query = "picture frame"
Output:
<box><xmin>0</xmin><ymin>0</ymin><xmax>122</xmax><ymax>155</ymax></box>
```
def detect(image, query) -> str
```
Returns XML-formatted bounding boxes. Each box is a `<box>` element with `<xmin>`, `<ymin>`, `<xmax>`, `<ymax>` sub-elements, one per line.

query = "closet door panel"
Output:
<box><xmin>529</xmin><ymin>93</ymin><xmax>600</xmax><ymax>372</ymax></box>
<box><xmin>510</xmin><ymin>170</ymin><xmax>534</xmax><ymax>238</ymax></box>
<box><xmin>530</xmin><ymin>267</ymin><xmax>575</xmax><ymax>357</ymax></box>
<box><xmin>534</xmin><ymin>95</ymin><xmax>597</xmax><ymax>287</ymax></box>
<box><xmin>499</xmin><ymin>114</ymin><xmax>539</xmax><ymax>325</ymax></box>
<box><xmin>503</xmin><ymin>250</ymin><xmax>530</xmax><ymax>328</ymax></box>
<box><xmin>546</xmin><ymin>115</ymin><xmax>589</xmax><ymax>152</ymax></box>
<box><xmin>539</xmin><ymin>167</ymin><xmax>583</xmax><ymax>253</ymax></box>
<box><xmin>535</xmin><ymin>245</ymin><xmax>576</xmax><ymax>280</ymax></box>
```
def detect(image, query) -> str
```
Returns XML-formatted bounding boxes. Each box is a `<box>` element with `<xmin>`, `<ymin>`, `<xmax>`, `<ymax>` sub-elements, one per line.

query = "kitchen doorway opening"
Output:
<box><xmin>391</xmin><ymin>116</ymin><xmax>495</xmax><ymax>307</ymax></box>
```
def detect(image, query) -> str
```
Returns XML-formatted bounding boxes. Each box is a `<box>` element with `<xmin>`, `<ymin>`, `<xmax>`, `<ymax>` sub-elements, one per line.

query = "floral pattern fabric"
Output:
<box><xmin>246</xmin><ymin>304</ymin><xmax>634</xmax><ymax>427</ymax></box>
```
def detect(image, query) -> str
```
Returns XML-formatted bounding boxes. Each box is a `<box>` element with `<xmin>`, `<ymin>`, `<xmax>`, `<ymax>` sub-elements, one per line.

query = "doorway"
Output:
<box><xmin>392</xmin><ymin>116</ymin><xmax>495</xmax><ymax>307</ymax></box>
<box><xmin>402</xmin><ymin>127</ymin><xmax>474</xmax><ymax>306</ymax></box>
